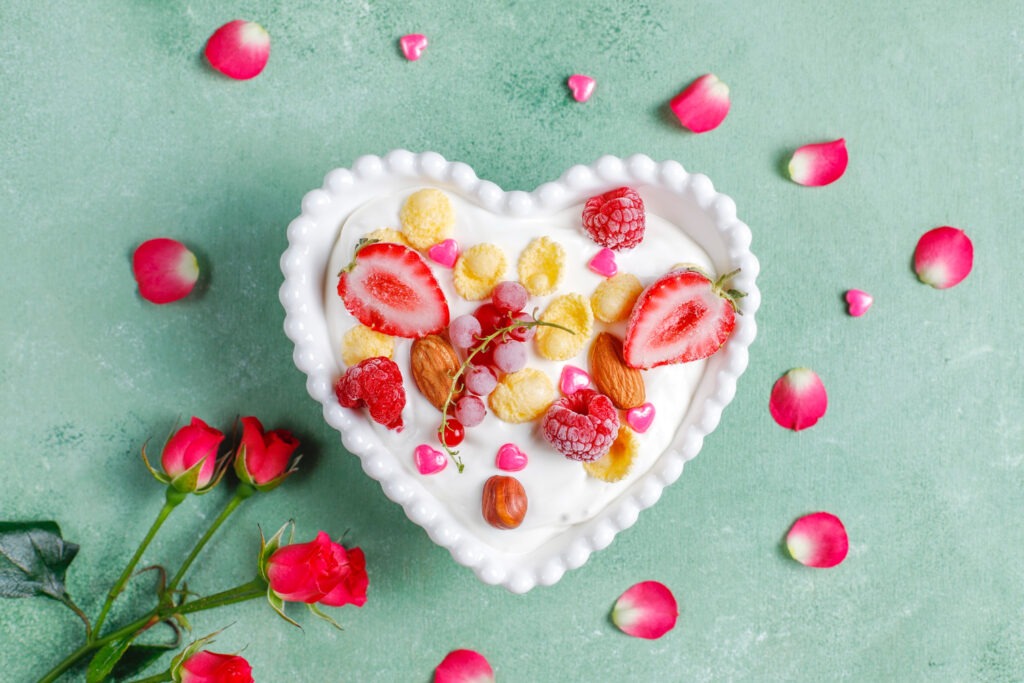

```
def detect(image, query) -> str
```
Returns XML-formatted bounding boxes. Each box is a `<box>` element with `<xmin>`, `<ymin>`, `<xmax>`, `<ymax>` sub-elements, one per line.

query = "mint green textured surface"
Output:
<box><xmin>3</xmin><ymin>2</ymin><xmax>1023</xmax><ymax>681</ymax></box>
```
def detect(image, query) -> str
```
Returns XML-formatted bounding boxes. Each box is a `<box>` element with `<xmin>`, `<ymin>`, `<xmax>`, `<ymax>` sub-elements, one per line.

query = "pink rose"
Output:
<box><xmin>177</xmin><ymin>650</ymin><xmax>252</xmax><ymax>683</ymax></box>
<box><xmin>265</xmin><ymin>531</ymin><xmax>368</xmax><ymax>607</ymax></box>
<box><xmin>233</xmin><ymin>416</ymin><xmax>300</xmax><ymax>490</ymax></box>
<box><xmin>161</xmin><ymin>417</ymin><xmax>224</xmax><ymax>492</ymax></box>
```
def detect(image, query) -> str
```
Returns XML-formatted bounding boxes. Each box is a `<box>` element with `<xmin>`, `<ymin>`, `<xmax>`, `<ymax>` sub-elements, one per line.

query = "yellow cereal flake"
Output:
<box><xmin>488</xmin><ymin>368</ymin><xmax>555</xmax><ymax>423</ymax></box>
<box><xmin>535</xmin><ymin>294</ymin><xmax>593</xmax><ymax>361</ymax></box>
<box><xmin>341</xmin><ymin>325</ymin><xmax>394</xmax><ymax>366</ymax></box>
<box><xmin>453</xmin><ymin>243</ymin><xmax>508</xmax><ymax>300</ymax></box>
<box><xmin>363</xmin><ymin>227</ymin><xmax>409</xmax><ymax>246</ymax></box>
<box><xmin>399</xmin><ymin>188</ymin><xmax>455</xmax><ymax>250</ymax></box>
<box><xmin>517</xmin><ymin>236</ymin><xmax>565</xmax><ymax>296</ymax></box>
<box><xmin>583</xmin><ymin>425</ymin><xmax>639</xmax><ymax>482</ymax></box>
<box><xmin>590</xmin><ymin>273</ymin><xmax>644</xmax><ymax>323</ymax></box>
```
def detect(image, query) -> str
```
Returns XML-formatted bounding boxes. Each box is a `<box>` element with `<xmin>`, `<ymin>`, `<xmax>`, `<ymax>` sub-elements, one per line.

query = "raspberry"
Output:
<box><xmin>582</xmin><ymin>187</ymin><xmax>646</xmax><ymax>251</ymax></box>
<box><xmin>334</xmin><ymin>357</ymin><xmax>405</xmax><ymax>430</ymax></box>
<box><xmin>541</xmin><ymin>389</ymin><xmax>620</xmax><ymax>461</ymax></box>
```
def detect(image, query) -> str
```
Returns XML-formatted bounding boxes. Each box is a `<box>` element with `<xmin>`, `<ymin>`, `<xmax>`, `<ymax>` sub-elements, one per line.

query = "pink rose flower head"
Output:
<box><xmin>769</xmin><ymin>368</ymin><xmax>828</xmax><ymax>431</ymax></box>
<box><xmin>205</xmin><ymin>20</ymin><xmax>270</xmax><ymax>80</ymax></box>
<box><xmin>160</xmin><ymin>417</ymin><xmax>225</xmax><ymax>492</ymax></box>
<box><xmin>233</xmin><ymin>416</ymin><xmax>300</xmax><ymax>490</ymax></box>
<box><xmin>611</xmin><ymin>580</ymin><xmax>678</xmax><ymax>639</ymax></box>
<box><xmin>132</xmin><ymin>238</ymin><xmax>200</xmax><ymax>304</ymax></box>
<box><xmin>669</xmin><ymin>73</ymin><xmax>730</xmax><ymax>133</ymax></box>
<box><xmin>914</xmin><ymin>226</ymin><xmax>973</xmax><ymax>289</ymax></box>
<box><xmin>434</xmin><ymin>649</ymin><xmax>495</xmax><ymax>683</ymax></box>
<box><xmin>266</xmin><ymin>531</ymin><xmax>368</xmax><ymax>608</ymax></box>
<box><xmin>786</xmin><ymin>512</ymin><xmax>849</xmax><ymax>568</ymax></box>
<box><xmin>788</xmin><ymin>139</ymin><xmax>848</xmax><ymax>187</ymax></box>
<box><xmin>178</xmin><ymin>650</ymin><xmax>253</xmax><ymax>683</ymax></box>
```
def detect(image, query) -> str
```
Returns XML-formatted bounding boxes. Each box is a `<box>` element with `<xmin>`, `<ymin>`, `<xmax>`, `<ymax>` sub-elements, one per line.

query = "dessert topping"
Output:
<box><xmin>558</xmin><ymin>365</ymin><xmax>591</xmax><ymax>396</ymax></box>
<box><xmin>399</xmin><ymin>188</ymin><xmax>454</xmax><ymax>250</ymax></box>
<box><xmin>587</xmin><ymin>247</ymin><xmax>618</xmax><ymax>278</ymax></box>
<box><xmin>844</xmin><ymin>289</ymin><xmax>874</xmax><ymax>317</ymax></box>
<box><xmin>590</xmin><ymin>272</ymin><xmax>644</xmax><ymax>323</ymax></box>
<box><xmin>399</xmin><ymin>34</ymin><xmax>428</xmax><ymax>62</ymax></box>
<box><xmin>589</xmin><ymin>332</ymin><xmax>646</xmax><ymax>409</ymax></box>
<box><xmin>481</xmin><ymin>475</ymin><xmax>528</xmax><ymax>530</ymax></box>
<box><xmin>541</xmin><ymin>389</ymin><xmax>620</xmax><ymax>461</ymax></box>
<box><xmin>583</xmin><ymin>424</ymin><xmax>639</xmax><ymax>482</ymax></box>
<box><xmin>517</xmin><ymin>236</ymin><xmax>565</xmax><ymax>295</ymax></box>
<box><xmin>582</xmin><ymin>186</ymin><xmax>646</xmax><ymax>250</ymax></box>
<box><xmin>567</xmin><ymin>74</ymin><xmax>596</xmax><ymax>102</ymax></box>
<box><xmin>625</xmin><ymin>403</ymin><xmax>656</xmax><ymax>434</ymax></box>
<box><xmin>535</xmin><ymin>293</ymin><xmax>593</xmax><ymax>361</ymax></box>
<box><xmin>341</xmin><ymin>324</ymin><xmax>394</xmax><ymax>367</ymax></box>
<box><xmin>410</xmin><ymin>335</ymin><xmax>461</xmax><ymax>411</ymax></box>
<box><xmin>334</xmin><ymin>357</ymin><xmax>405</xmax><ymax>431</ymax></box>
<box><xmin>427</xmin><ymin>238</ymin><xmax>460</xmax><ymax>268</ymax></box>
<box><xmin>489</xmin><ymin>368</ymin><xmax>556</xmax><ymax>424</ymax></box>
<box><xmin>453</xmin><ymin>243</ymin><xmax>508</xmax><ymax>300</ymax></box>
<box><xmin>495</xmin><ymin>443</ymin><xmax>528</xmax><ymax>472</ymax></box>
<box><xmin>414</xmin><ymin>444</ymin><xmax>447</xmax><ymax>475</ymax></box>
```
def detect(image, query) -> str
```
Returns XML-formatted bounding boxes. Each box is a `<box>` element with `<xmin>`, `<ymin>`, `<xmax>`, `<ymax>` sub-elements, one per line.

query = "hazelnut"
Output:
<box><xmin>481</xmin><ymin>475</ymin><xmax>528</xmax><ymax>530</ymax></box>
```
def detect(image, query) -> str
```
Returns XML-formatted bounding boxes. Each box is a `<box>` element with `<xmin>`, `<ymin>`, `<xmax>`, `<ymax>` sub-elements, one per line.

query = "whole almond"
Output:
<box><xmin>589</xmin><ymin>332</ymin><xmax>646</xmax><ymax>409</ymax></box>
<box><xmin>482</xmin><ymin>475</ymin><xmax>528</xmax><ymax>529</ymax></box>
<box><xmin>410</xmin><ymin>334</ymin><xmax>460</xmax><ymax>411</ymax></box>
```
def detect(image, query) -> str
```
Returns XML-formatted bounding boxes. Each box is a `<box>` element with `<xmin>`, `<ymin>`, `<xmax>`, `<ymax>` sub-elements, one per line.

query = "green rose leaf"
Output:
<box><xmin>0</xmin><ymin>521</ymin><xmax>79</xmax><ymax>600</ymax></box>
<box><xmin>111</xmin><ymin>643</ymin><xmax>178</xmax><ymax>681</ymax></box>
<box><xmin>86</xmin><ymin>636</ymin><xmax>135</xmax><ymax>683</ymax></box>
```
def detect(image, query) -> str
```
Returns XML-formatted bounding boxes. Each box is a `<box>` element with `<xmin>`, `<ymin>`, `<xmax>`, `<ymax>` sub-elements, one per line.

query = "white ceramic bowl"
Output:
<box><xmin>279</xmin><ymin>151</ymin><xmax>760</xmax><ymax>593</ymax></box>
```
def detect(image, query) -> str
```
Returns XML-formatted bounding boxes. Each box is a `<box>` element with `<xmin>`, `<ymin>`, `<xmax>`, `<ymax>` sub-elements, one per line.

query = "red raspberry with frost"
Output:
<box><xmin>335</xmin><ymin>357</ymin><xmax>405</xmax><ymax>431</ymax></box>
<box><xmin>541</xmin><ymin>389</ymin><xmax>620</xmax><ymax>461</ymax></box>
<box><xmin>582</xmin><ymin>187</ymin><xmax>646</xmax><ymax>251</ymax></box>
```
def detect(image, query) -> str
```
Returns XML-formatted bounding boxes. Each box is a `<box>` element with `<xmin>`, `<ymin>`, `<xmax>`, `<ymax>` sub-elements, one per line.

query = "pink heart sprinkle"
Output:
<box><xmin>399</xmin><ymin>34</ymin><xmax>428</xmax><ymax>61</ymax></box>
<box><xmin>428</xmin><ymin>239</ymin><xmax>459</xmax><ymax>268</ymax></box>
<box><xmin>567</xmin><ymin>74</ymin><xmax>596</xmax><ymax>103</ymax></box>
<box><xmin>495</xmin><ymin>443</ymin><xmax>528</xmax><ymax>472</ymax></box>
<box><xmin>588</xmin><ymin>248</ymin><xmax>618</xmax><ymax>277</ymax></box>
<box><xmin>626</xmin><ymin>403</ymin><xmax>655</xmax><ymax>433</ymax></box>
<box><xmin>559</xmin><ymin>365</ymin><xmax>591</xmax><ymax>395</ymax></box>
<box><xmin>844</xmin><ymin>289</ymin><xmax>873</xmax><ymax>317</ymax></box>
<box><xmin>414</xmin><ymin>444</ymin><xmax>447</xmax><ymax>475</ymax></box>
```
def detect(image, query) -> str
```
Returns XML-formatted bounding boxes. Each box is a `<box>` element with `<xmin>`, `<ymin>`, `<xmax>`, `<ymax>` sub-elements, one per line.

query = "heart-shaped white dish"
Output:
<box><xmin>279</xmin><ymin>151</ymin><xmax>760</xmax><ymax>593</ymax></box>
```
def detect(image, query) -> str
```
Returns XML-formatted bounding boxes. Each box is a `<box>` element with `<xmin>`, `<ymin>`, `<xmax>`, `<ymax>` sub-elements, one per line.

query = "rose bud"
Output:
<box><xmin>174</xmin><ymin>650</ymin><xmax>253</xmax><ymax>683</ymax></box>
<box><xmin>233</xmin><ymin>416</ymin><xmax>300</xmax><ymax>492</ymax></box>
<box><xmin>142</xmin><ymin>417</ymin><xmax>226</xmax><ymax>495</ymax></box>
<box><xmin>263</xmin><ymin>531</ymin><xmax>368</xmax><ymax>608</ymax></box>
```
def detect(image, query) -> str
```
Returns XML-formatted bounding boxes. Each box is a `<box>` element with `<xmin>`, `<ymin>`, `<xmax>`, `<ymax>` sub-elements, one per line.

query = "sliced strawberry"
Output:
<box><xmin>622</xmin><ymin>268</ymin><xmax>741</xmax><ymax>369</ymax></box>
<box><xmin>337</xmin><ymin>241</ymin><xmax>449</xmax><ymax>338</ymax></box>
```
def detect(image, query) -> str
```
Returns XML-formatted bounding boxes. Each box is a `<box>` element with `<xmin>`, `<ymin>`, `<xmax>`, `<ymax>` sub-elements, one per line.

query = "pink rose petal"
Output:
<box><xmin>495</xmin><ymin>443</ymin><xmax>528</xmax><ymax>472</ymax></box>
<box><xmin>769</xmin><ymin>368</ymin><xmax>827</xmax><ymax>431</ymax></box>
<box><xmin>434</xmin><ymin>649</ymin><xmax>494</xmax><ymax>683</ymax></box>
<box><xmin>204</xmin><ymin>20</ymin><xmax>270</xmax><ymax>80</ymax></box>
<box><xmin>844</xmin><ymin>289</ymin><xmax>873</xmax><ymax>317</ymax></box>
<box><xmin>788</xmin><ymin>138</ymin><xmax>848</xmax><ymax>187</ymax></box>
<box><xmin>559</xmin><ymin>365</ymin><xmax>591</xmax><ymax>395</ymax></box>
<box><xmin>400</xmin><ymin>34</ymin><xmax>428</xmax><ymax>61</ymax></box>
<box><xmin>611</xmin><ymin>580</ymin><xmax>678</xmax><ymax>640</ymax></box>
<box><xmin>428</xmin><ymin>239</ymin><xmax>459</xmax><ymax>268</ymax></box>
<box><xmin>914</xmin><ymin>226</ymin><xmax>973</xmax><ymax>289</ymax></box>
<box><xmin>669</xmin><ymin>73</ymin><xmax>730</xmax><ymax>133</ymax></box>
<box><xmin>132</xmin><ymin>238</ymin><xmax>199</xmax><ymax>304</ymax></box>
<box><xmin>786</xmin><ymin>511</ymin><xmax>849</xmax><ymax>568</ymax></box>
<box><xmin>588</xmin><ymin>248</ymin><xmax>617</xmax><ymax>277</ymax></box>
<box><xmin>567</xmin><ymin>74</ymin><xmax>596</xmax><ymax>103</ymax></box>
<box><xmin>414</xmin><ymin>444</ymin><xmax>447</xmax><ymax>475</ymax></box>
<box><xmin>625</xmin><ymin>403</ymin><xmax>655</xmax><ymax>433</ymax></box>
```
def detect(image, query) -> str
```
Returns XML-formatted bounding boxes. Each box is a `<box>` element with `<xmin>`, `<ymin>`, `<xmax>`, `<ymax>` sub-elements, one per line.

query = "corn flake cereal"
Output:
<box><xmin>535</xmin><ymin>294</ymin><xmax>593</xmax><ymax>360</ymax></box>
<box><xmin>583</xmin><ymin>425</ymin><xmax>639</xmax><ymax>482</ymax></box>
<box><xmin>489</xmin><ymin>368</ymin><xmax>555</xmax><ymax>423</ymax></box>
<box><xmin>590</xmin><ymin>273</ymin><xmax>644</xmax><ymax>323</ymax></box>
<box><xmin>399</xmin><ymin>188</ymin><xmax>454</xmax><ymax>250</ymax></box>
<box><xmin>341</xmin><ymin>325</ymin><xmax>395</xmax><ymax>366</ymax></box>
<box><xmin>364</xmin><ymin>227</ymin><xmax>409</xmax><ymax>246</ymax></box>
<box><xmin>453</xmin><ymin>243</ymin><xmax>507</xmax><ymax>300</ymax></box>
<box><xmin>517</xmin><ymin>236</ymin><xmax>565</xmax><ymax>295</ymax></box>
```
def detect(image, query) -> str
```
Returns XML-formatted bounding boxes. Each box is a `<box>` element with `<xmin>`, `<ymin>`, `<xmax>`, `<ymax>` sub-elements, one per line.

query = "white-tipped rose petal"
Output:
<box><xmin>132</xmin><ymin>238</ymin><xmax>199</xmax><ymax>304</ymax></box>
<box><xmin>914</xmin><ymin>226</ymin><xmax>973</xmax><ymax>289</ymax></box>
<box><xmin>205</xmin><ymin>20</ymin><xmax>270</xmax><ymax>80</ymax></box>
<box><xmin>669</xmin><ymin>73</ymin><xmax>730</xmax><ymax>133</ymax></box>
<box><xmin>769</xmin><ymin>368</ymin><xmax>827</xmax><ymax>431</ymax></box>
<box><xmin>844</xmin><ymin>289</ymin><xmax>873</xmax><ymax>317</ymax></box>
<box><xmin>434</xmin><ymin>649</ymin><xmax>494</xmax><ymax>683</ymax></box>
<box><xmin>611</xmin><ymin>580</ymin><xmax>678</xmax><ymax>640</ymax></box>
<box><xmin>786</xmin><ymin>512</ymin><xmax>849</xmax><ymax>568</ymax></box>
<box><xmin>788</xmin><ymin>139</ymin><xmax>848</xmax><ymax>186</ymax></box>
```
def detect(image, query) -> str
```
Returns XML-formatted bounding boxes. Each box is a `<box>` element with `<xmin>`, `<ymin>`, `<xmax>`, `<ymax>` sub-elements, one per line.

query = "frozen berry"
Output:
<box><xmin>454</xmin><ymin>395</ymin><xmax>487</xmax><ymax>427</ymax></box>
<box><xmin>440</xmin><ymin>418</ymin><xmax>465</xmax><ymax>448</ymax></box>
<box><xmin>448</xmin><ymin>314</ymin><xmax>482</xmax><ymax>349</ymax></box>
<box><xmin>507</xmin><ymin>311</ymin><xmax>536</xmax><ymax>342</ymax></box>
<box><xmin>582</xmin><ymin>187</ymin><xmax>646</xmax><ymax>251</ymax></box>
<box><xmin>335</xmin><ymin>357</ymin><xmax>405</xmax><ymax>430</ymax></box>
<box><xmin>464</xmin><ymin>364</ymin><xmax>498</xmax><ymax>396</ymax></box>
<box><xmin>492</xmin><ymin>339</ymin><xmax>528</xmax><ymax>374</ymax></box>
<box><xmin>491</xmin><ymin>280</ymin><xmax>529</xmax><ymax>313</ymax></box>
<box><xmin>473</xmin><ymin>302</ymin><xmax>504</xmax><ymax>336</ymax></box>
<box><xmin>541</xmin><ymin>389</ymin><xmax>619</xmax><ymax>461</ymax></box>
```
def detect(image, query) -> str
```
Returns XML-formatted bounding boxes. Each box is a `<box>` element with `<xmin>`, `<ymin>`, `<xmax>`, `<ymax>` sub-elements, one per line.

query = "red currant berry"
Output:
<box><xmin>440</xmin><ymin>418</ymin><xmax>465</xmax><ymax>448</ymax></box>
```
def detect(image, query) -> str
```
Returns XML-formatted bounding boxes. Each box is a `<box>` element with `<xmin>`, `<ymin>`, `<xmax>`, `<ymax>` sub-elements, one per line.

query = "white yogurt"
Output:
<box><xmin>324</xmin><ymin>189</ymin><xmax>712</xmax><ymax>554</ymax></box>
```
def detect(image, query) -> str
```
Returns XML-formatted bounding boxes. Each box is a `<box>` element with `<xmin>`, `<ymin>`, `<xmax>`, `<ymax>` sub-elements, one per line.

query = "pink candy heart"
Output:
<box><xmin>626</xmin><ymin>403</ymin><xmax>655</xmax><ymax>433</ymax></box>
<box><xmin>399</xmin><ymin>34</ymin><xmax>428</xmax><ymax>61</ymax></box>
<box><xmin>496</xmin><ymin>443</ymin><xmax>528</xmax><ymax>472</ymax></box>
<box><xmin>559</xmin><ymin>365</ymin><xmax>591</xmax><ymax>395</ymax></box>
<box><xmin>428</xmin><ymin>239</ymin><xmax>459</xmax><ymax>268</ymax></box>
<box><xmin>588</xmin><ymin>247</ymin><xmax>618</xmax><ymax>277</ymax></box>
<box><xmin>414</xmin><ymin>444</ymin><xmax>447</xmax><ymax>475</ymax></box>
<box><xmin>567</xmin><ymin>74</ymin><xmax>596</xmax><ymax>103</ymax></box>
<box><xmin>844</xmin><ymin>289</ymin><xmax>873</xmax><ymax>317</ymax></box>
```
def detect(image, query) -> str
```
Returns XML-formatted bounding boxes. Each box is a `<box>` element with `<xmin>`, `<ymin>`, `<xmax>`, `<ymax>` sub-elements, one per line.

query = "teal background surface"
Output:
<box><xmin>3</xmin><ymin>1</ymin><xmax>1023</xmax><ymax>681</ymax></box>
